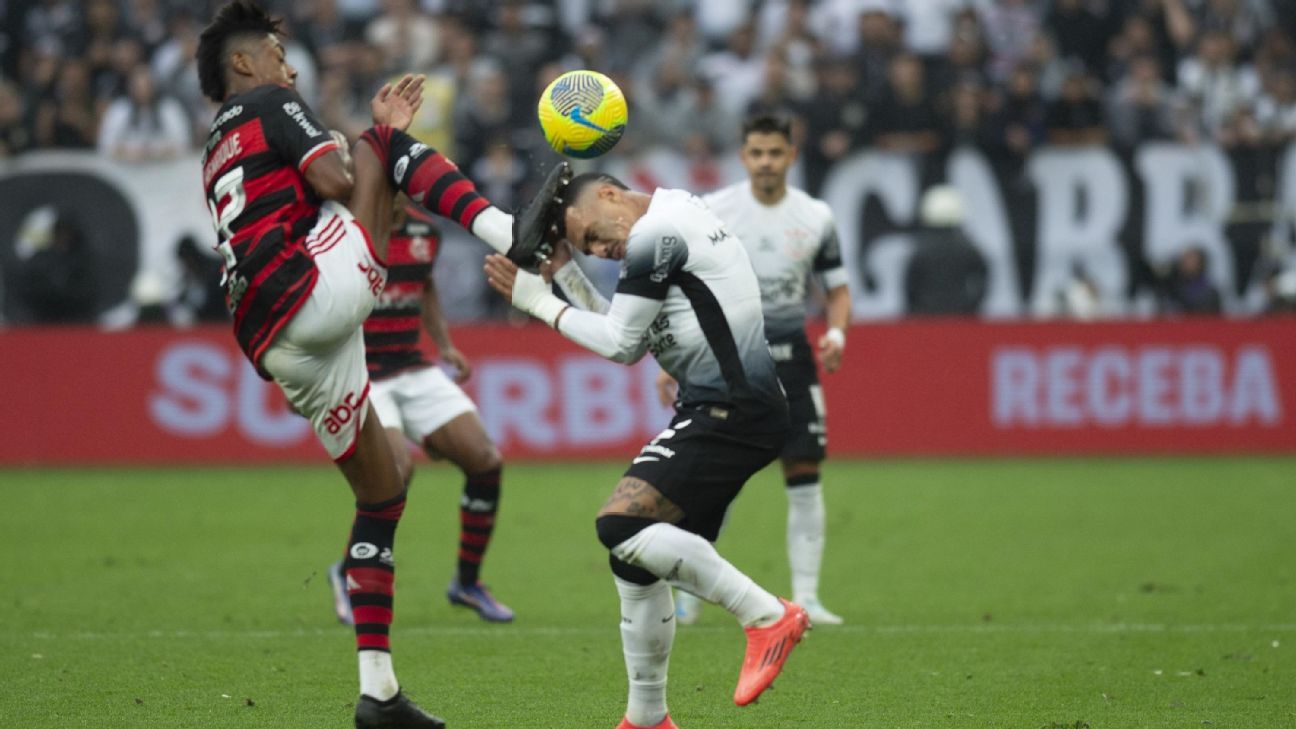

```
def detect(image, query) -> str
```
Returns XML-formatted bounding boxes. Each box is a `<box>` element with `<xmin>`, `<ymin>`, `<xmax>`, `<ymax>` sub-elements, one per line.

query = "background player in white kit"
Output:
<box><xmin>484</xmin><ymin>164</ymin><xmax>810</xmax><ymax>729</ymax></box>
<box><xmin>661</xmin><ymin>114</ymin><xmax>852</xmax><ymax>626</ymax></box>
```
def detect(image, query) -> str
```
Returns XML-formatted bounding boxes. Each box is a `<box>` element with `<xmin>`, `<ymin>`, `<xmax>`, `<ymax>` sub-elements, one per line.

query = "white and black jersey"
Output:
<box><xmin>554</xmin><ymin>189</ymin><xmax>787</xmax><ymax>428</ymax></box>
<box><xmin>703</xmin><ymin>182</ymin><xmax>849</xmax><ymax>344</ymax></box>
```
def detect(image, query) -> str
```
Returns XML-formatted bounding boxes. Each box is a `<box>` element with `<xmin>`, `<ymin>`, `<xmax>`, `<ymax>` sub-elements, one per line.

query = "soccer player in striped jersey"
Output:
<box><xmin>197</xmin><ymin>2</ymin><xmax>513</xmax><ymax>726</ymax></box>
<box><xmin>327</xmin><ymin>201</ymin><xmax>513</xmax><ymax>625</ymax></box>
<box><xmin>663</xmin><ymin>113</ymin><xmax>852</xmax><ymax>627</ymax></box>
<box><xmin>487</xmin><ymin>164</ymin><xmax>810</xmax><ymax>729</ymax></box>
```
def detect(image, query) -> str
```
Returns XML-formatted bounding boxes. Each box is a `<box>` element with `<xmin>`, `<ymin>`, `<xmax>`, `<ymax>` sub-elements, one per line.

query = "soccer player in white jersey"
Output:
<box><xmin>660</xmin><ymin>113</ymin><xmax>852</xmax><ymax>626</ymax></box>
<box><xmin>484</xmin><ymin>164</ymin><xmax>810</xmax><ymax>729</ymax></box>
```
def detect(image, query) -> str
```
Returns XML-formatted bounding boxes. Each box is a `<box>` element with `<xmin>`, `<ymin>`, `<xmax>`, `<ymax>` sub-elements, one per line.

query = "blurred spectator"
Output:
<box><xmin>904</xmin><ymin>185</ymin><xmax>988</xmax><ymax>315</ymax></box>
<box><xmin>976</xmin><ymin>0</ymin><xmax>1041</xmax><ymax>83</ymax></box>
<box><xmin>852</xmin><ymin>4</ymin><xmax>904</xmax><ymax>98</ymax></box>
<box><xmin>747</xmin><ymin>49</ymin><xmax>813</xmax><ymax>117</ymax></box>
<box><xmin>929</xmin><ymin>10</ymin><xmax>988</xmax><ymax>91</ymax></box>
<box><xmin>22</xmin><ymin>0</ymin><xmax>81</xmax><ymax>62</ymax></box>
<box><xmin>1255</xmin><ymin>66</ymin><xmax>1296</xmax><ymax>144</ymax></box>
<box><xmin>1044</xmin><ymin>0</ymin><xmax>1113</xmax><ymax>76</ymax></box>
<box><xmin>1044</xmin><ymin>66</ymin><xmax>1108</xmax><ymax>146</ymax></box>
<box><xmin>946</xmin><ymin>79</ymin><xmax>995</xmax><ymax>148</ymax></box>
<box><xmin>694</xmin><ymin>0</ymin><xmax>756</xmax><ymax>43</ymax></box>
<box><xmin>452</xmin><ymin>58</ymin><xmax>513</xmax><ymax>173</ymax></box>
<box><xmin>896</xmin><ymin>0</ymin><xmax>972</xmax><ymax>58</ymax></box>
<box><xmin>33</xmin><ymin>58</ymin><xmax>98</xmax><ymax>149</ymax></box>
<box><xmin>796</xmin><ymin>56</ymin><xmax>867</xmax><ymax>193</ymax></box>
<box><xmin>987</xmin><ymin>62</ymin><xmax>1047</xmax><ymax>158</ymax></box>
<box><xmin>1177</xmin><ymin>29</ymin><xmax>1260</xmax><ymax>135</ymax></box>
<box><xmin>483</xmin><ymin>0</ymin><xmax>559</xmax><ymax>127</ymax></box>
<box><xmin>123</xmin><ymin>0</ymin><xmax>170</xmax><ymax>57</ymax></box>
<box><xmin>699</xmin><ymin>21</ymin><xmax>766</xmax><ymax>116</ymax></box>
<box><xmin>0</xmin><ymin>78</ymin><xmax>31</xmax><ymax>157</ymax></box>
<box><xmin>150</xmin><ymin>12</ymin><xmax>208</xmax><ymax>143</ymax></box>
<box><xmin>868</xmin><ymin>53</ymin><xmax>943</xmax><ymax>154</ymax></box>
<box><xmin>638</xmin><ymin>12</ymin><xmax>706</xmax><ymax>94</ymax></box>
<box><xmin>469</xmin><ymin>136</ymin><xmax>528</xmax><ymax>213</ymax></box>
<box><xmin>97</xmin><ymin>64</ymin><xmax>190</xmax><ymax>162</ymax></box>
<box><xmin>1107</xmin><ymin>55</ymin><xmax>1177</xmax><ymax>147</ymax></box>
<box><xmin>366</xmin><ymin>0</ymin><xmax>440</xmax><ymax>73</ymax></box>
<box><xmin>74</xmin><ymin>0</ymin><xmax>125</xmax><ymax>89</ymax></box>
<box><xmin>1161</xmin><ymin>246</ymin><xmax>1223</xmax><ymax>315</ymax></box>
<box><xmin>12</xmin><ymin>205</ymin><xmax>97</xmax><ymax>323</ymax></box>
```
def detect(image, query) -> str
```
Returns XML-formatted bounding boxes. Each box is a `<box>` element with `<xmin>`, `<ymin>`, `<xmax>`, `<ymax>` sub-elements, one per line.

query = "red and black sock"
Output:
<box><xmin>359</xmin><ymin>125</ymin><xmax>492</xmax><ymax>232</ymax></box>
<box><xmin>457</xmin><ymin>468</ymin><xmax>501</xmax><ymax>587</ymax></box>
<box><xmin>345</xmin><ymin>492</ymin><xmax>406</xmax><ymax>652</ymax></box>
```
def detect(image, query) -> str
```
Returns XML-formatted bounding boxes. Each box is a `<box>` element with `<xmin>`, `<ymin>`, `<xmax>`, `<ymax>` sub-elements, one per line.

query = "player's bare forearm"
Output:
<box><xmin>817</xmin><ymin>284</ymin><xmax>851</xmax><ymax>373</ymax></box>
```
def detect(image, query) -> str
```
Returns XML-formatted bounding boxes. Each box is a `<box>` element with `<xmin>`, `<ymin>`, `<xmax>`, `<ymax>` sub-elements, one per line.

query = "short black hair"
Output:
<box><xmin>555</xmin><ymin>171</ymin><xmax>627</xmax><ymax>240</ymax></box>
<box><xmin>197</xmin><ymin>0</ymin><xmax>282</xmax><ymax>102</ymax></box>
<box><xmin>742</xmin><ymin>112</ymin><xmax>793</xmax><ymax>143</ymax></box>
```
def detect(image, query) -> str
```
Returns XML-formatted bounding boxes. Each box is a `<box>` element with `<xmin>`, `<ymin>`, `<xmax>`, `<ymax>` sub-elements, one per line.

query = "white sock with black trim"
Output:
<box><xmin>610</xmin><ymin>522</ymin><xmax>783</xmax><ymax>628</ymax></box>
<box><xmin>615</xmin><ymin>577</ymin><xmax>673</xmax><ymax>727</ymax></box>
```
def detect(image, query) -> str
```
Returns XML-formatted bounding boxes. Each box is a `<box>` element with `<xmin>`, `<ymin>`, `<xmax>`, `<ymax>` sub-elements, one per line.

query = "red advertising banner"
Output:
<box><xmin>1</xmin><ymin>319</ymin><xmax>1294</xmax><ymax>465</ymax></box>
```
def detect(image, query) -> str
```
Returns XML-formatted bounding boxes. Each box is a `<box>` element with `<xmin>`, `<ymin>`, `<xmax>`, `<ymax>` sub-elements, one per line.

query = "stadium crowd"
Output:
<box><xmin>2</xmin><ymin>0</ymin><xmax>1296</xmax><ymax>322</ymax></box>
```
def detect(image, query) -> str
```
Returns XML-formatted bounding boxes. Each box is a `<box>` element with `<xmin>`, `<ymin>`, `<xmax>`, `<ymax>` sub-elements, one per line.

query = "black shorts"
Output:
<box><xmin>775</xmin><ymin>352</ymin><xmax>827</xmax><ymax>463</ymax></box>
<box><xmin>624</xmin><ymin>407</ymin><xmax>785</xmax><ymax>541</ymax></box>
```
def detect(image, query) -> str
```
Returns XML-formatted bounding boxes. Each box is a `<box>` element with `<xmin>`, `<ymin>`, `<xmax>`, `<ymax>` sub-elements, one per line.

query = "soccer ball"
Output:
<box><xmin>537</xmin><ymin>70</ymin><xmax>628</xmax><ymax>159</ymax></box>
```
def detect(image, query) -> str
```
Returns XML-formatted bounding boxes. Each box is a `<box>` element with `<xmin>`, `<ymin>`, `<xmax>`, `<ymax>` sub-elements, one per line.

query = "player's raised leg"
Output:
<box><xmin>358</xmin><ymin>125</ymin><xmax>513</xmax><ymax>253</ymax></box>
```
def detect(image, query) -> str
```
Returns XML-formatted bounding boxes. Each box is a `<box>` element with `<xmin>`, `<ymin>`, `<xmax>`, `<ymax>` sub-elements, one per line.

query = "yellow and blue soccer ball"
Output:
<box><xmin>537</xmin><ymin>70</ymin><xmax>627</xmax><ymax>159</ymax></box>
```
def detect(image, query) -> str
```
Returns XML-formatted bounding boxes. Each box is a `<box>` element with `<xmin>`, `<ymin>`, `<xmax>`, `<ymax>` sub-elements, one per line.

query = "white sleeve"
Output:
<box><xmin>554</xmin><ymin>292</ymin><xmax>658</xmax><ymax>364</ymax></box>
<box><xmin>553</xmin><ymin>261</ymin><xmax>611</xmax><ymax>314</ymax></box>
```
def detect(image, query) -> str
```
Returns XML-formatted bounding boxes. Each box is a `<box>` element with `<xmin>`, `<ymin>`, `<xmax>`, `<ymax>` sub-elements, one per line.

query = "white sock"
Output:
<box><xmin>787</xmin><ymin>482</ymin><xmax>826</xmax><ymax>603</ymax></box>
<box><xmin>358</xmin><ymin>650</ymin><xmax>399</xmax><ymax>700</ymax></box>
<box><xmin>469</xmin><ymin>206</ymin><xmax>512</xmax><ymax>254</ymax></box>
<box><xmin>611</xmin><ymin>522</ymin><xmax>783</xmax><ymax>628</ymax></box>
<box><xmin>615</xmin><ymin>577</ymin><xmax>673</xmax><ymax>727</ymax></box>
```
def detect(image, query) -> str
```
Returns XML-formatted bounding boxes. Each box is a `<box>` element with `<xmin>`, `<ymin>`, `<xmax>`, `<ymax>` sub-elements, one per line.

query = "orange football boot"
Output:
<box><xmin>733</xmin><ymin>599</ymin><xmax>810</xmax><ymax>706</ymax></box>
<box><xmin>615</xmin><ymin>714</ymin><xmax>678</xmax><ymax>729</ymax></box>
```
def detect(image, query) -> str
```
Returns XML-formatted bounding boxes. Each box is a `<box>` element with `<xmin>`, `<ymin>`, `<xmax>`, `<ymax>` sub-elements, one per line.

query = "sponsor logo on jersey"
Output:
<box><xmin>281</xmin><ymin>101</ymin><xmax>322</xmax><ymax>138</ymax></box>
<box><xmin>350</xmin><ymin>542</ymin><xmax>379</xmax><ymax>559</ymax></box>
<box><xmin>707</xmin><ymin>228</ymin><xmax>730</xmax><ymax>244</ymax></box>
<box><xmin>651</xmin><ymin>235</ymin><xmax>678</xmax><ymax>282</ymax></box>
<box><xmin>357</xmin><ymin>261</ymin><xmax>386</xmax><ymax>297</ymax></box>
<box><xmin>209</xmin><ymin>104</ymin><xmax>243</xmax><ymax>132</ymax></box>
<box><xmin>407</xmin><ymin>142</ymin><xmax>429</xmax><ymax>159</ymax></box>
<box><xmin>393</xmin><ymin>155</ymin><xmax>409</xmax><ymax>184</ymax></box>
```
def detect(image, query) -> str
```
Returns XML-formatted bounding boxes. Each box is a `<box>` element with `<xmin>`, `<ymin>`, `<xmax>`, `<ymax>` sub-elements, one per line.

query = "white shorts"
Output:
<box><xmin>261</xmin><ymin>201</ymin><xmax>387</xmax><ymax>461</ymax></box>
<box><xmin>370</xmin><ymin>365</ymin><xmax>478</xmax><ymax>444</ymax></box>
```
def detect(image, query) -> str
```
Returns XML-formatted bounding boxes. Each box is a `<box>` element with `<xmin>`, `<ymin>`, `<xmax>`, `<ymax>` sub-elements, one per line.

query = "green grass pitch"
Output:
<box><xmin>2</xmin><ymin>458</ymin><xmax>1294</xmax><ymax>728</ymax></box>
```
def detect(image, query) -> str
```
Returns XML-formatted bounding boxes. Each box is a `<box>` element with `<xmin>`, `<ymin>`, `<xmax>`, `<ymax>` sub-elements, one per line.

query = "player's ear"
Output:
<box><xmin>229</xmin><ymin>49</ymin><xmax>254</xmax><ymax>77</ymax></box>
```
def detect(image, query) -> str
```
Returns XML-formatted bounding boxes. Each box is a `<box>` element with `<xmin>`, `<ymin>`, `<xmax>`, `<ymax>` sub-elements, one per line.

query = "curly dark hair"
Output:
<box><xmin>196</xmin><ymin>0</ymin><xmax>282</xmax><ymax>102</ymax></box>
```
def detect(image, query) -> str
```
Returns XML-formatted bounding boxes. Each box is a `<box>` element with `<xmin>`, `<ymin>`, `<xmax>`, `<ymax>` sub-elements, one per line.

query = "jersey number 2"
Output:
<box><xmin>207</xmin><ymin>167</ymin><xmax>246</xmax><ymax>269</ymax></box>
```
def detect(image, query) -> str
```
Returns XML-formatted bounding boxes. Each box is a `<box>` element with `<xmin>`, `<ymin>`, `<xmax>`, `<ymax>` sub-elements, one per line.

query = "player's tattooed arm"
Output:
<box><xmin>599</xmin><ymin>477</ymin><xmax>684</xmax><ymax>523</ymax></box>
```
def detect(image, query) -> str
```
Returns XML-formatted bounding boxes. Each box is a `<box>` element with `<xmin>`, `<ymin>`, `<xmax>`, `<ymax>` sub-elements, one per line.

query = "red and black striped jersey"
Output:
<box><xmin>200</xmin><ymin>83</ymin><xmax>339</xmax><ymax>372</ymax></box>
<box><xmin>364</xmin><ymin>206</ymin><xmax>442</xmax><ymax>380</ymax></box>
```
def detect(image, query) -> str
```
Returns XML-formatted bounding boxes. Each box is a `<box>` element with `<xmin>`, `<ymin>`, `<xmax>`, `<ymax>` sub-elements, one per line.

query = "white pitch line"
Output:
<box><xmin>21</xmin><ymin>623</ymin><xmax>1296</xmax><ymax>641</ymax></box>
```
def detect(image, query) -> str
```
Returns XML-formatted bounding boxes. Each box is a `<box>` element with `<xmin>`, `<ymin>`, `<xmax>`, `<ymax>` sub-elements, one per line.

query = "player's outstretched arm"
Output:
<box><xmin>485</xmin><ymin>254</ymin><xmax>655</xmax><ymax>364</ymax></box>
